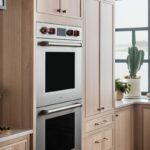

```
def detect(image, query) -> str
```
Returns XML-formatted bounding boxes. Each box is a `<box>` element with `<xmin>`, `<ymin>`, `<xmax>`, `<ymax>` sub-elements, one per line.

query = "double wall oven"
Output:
<box><xmin>36</xmin><ymin>22</ymin><xmax>82</xmax><ymax>150</ymax></box>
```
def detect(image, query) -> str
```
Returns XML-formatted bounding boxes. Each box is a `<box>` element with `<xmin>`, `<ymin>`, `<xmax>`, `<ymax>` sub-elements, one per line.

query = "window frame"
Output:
<box><xmin>115</xmin><ymin>0</ymin><xmax>150</xmax><ymax>94</ymax></box>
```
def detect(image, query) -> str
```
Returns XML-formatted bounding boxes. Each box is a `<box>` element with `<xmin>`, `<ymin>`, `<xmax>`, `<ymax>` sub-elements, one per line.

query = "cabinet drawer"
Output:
<box><xmin>85</xmin><ymin>127</ymin><xmax>113</xmax><ymax>150</ymax></box>
<box><xmin>86</xmin><ymin>115</ymin><xmax>113</xmax><ymax>133</ymax></box>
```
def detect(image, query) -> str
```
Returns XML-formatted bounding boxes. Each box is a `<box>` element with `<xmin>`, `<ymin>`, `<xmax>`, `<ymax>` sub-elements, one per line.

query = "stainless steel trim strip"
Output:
<box><xmin>39</xmin><ymin>103</ymin><xmax>82</xmax><ymax>115</ymax></box>
<box><xmin>38</xmin><ymin>41</ymin><xmax>82</xmax><ymax>47</ymax></box>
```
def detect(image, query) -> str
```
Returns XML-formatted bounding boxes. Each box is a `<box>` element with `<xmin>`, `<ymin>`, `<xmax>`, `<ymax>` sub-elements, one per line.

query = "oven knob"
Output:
<box><xmin>49</xmin><ymin>28</ymin><xmax>56</xmax><ymax>35</ymax></box>
<box><xmin>66</xmin><ymin>30</ymin><xmax>74</xmax><ymax>36</ymax></box>
<box><xmin>40</xmin><ymin>27</ymin><xmax>49</xmax><ymax>34</ymax></box>
<box><xmin>74</xmin><ymin>30</ymin><xmax>80</xmax><ymax>37</ymax></box>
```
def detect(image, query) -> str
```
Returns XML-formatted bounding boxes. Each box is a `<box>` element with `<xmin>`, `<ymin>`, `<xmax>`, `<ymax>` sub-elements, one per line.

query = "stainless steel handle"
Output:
<box><xmin>39</xmin><ymin>103</ymin><xmax>82</xmax><ymax>115</ymax></box>
<box><xmin>38</xmin><ymin>41</ymin><xmax>82</xmax><ymax>47</ymax></box>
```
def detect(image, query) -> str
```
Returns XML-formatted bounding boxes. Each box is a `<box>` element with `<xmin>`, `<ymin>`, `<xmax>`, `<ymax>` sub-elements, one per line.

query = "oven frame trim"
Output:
<box><xmin>36</xmin><ymin>39</ymin><xmax>82</xmax><ymax>107</ymax></box>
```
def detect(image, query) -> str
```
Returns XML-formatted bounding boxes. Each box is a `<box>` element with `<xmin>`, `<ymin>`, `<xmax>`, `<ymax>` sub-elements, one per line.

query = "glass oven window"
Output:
<box><xmin>46</xmin><ymin>52</ymin><xmax>75</xmax><ymax>92</ymax></box>
<box><xmin>45</xmin><ymin>113</ymin><xmax>75</xmax><ymax>150</ymax></box>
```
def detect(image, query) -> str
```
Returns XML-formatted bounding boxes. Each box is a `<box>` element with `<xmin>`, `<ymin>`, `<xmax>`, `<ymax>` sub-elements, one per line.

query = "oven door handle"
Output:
<box><xmin>39</xmin><ymin>103</ymin><xmax>82</xmax><ymax>115</ymax></box>
<box><xmin>38</xmin><ymin>41</ymin><xmax>82</xmax><ymax>47</ymax></box>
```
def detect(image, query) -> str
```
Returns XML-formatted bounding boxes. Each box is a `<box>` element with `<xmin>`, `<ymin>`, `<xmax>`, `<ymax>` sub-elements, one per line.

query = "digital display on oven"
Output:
<box><xmin>57</xmin><ymin>28</ymin><xmax>66</xmax><ymax>36</ymax></box>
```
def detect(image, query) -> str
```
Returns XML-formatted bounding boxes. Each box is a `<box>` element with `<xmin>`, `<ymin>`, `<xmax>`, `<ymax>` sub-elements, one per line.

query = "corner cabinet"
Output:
<box><xmin>134</xmin><ymin>104</ymin><xmax>150</xmax><ymax>150</ymax></box>
<box><xmin>85</xmin><ymin>0</ymin><xmax>114</xmax><ymax>117</ymax></box>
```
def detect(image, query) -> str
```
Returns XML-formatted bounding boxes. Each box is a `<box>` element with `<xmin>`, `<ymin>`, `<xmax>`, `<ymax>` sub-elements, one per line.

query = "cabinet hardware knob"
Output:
<box><xmin>57</xmin><ymin>9</ymin><xmax>61</xmax><ymax>12</ymax></box>
<box><xmin>97</xmin><ymin>108</ymin><xmax>101</xmax><ymax>111</ymax></box>
<box><xmin>62</xmin><ymin>10</ymin><xmax>67</xmax><ymax>13</ymax></box>
<box><xmin>101</xmin><ymin>107</ymin><xmax>105</xmax><ymax>110</ymax></box>
<box><xmin>103</xmin><ymin>137</ymin><xmax>108</xmax><ymax>140</ymax></box>
<box><xmin>115</xmin><ymin>114</ymin><xmax>119</xmax><ymax>117</ymax></box>
<box><xmin>95</xmin><ymin>123</ymin><xmax>100</xmax><ymax>126</ymax></box>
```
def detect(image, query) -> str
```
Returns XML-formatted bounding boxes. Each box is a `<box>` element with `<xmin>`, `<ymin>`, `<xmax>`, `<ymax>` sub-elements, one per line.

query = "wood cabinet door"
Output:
<box><xmin>37</xmin><ymin>0</ymin><xmax>60</xmax><ymax>15</ymax></box>
<box><xmin>85</xmin><ymin>0</ymin><xmax>100</xmax><ymax>117</ymax></box>
<box><xmin>99</xmin><ymin>0</ymin><xmax>114</xmax><ymax>112</ymax></box>
<box><xmin>0</xmin><ymin>139</ymin><xmax>28</xmax><ymax>150</ymax></box>
<box><xmin>85</xmin><ymin>133</ymin><xmax>103</xmax><ymax>150</ymax></box>
<box><xmin>61</xmin><ymin>0</ymin><xmax>82</xmax><ymax>18</ymax></box>
<box><xmin>115</xmin><ymin>108</ymin><xmax>133</xmax><ymax>150</ymax></box>
<box><xmin>85</xmin><ymin>127</ymin><xmax>113</xmax><ymax>150</ymax></box>
<box><xmin>143</xmin><ymin>108</ymin><xmax>150</xmax><ymax>150</ymax></box>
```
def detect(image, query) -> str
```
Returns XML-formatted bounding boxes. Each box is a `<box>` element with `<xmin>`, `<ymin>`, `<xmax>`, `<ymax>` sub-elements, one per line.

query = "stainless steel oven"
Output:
<box><xmin>36</xmin><ymin>100</ymin><xmax>82</xmax><ymax>150</ymax></box>
<box><xmin>36</xmin><ymin>23</ymin><xmax>82</xmax><ymax>107</ymax></box>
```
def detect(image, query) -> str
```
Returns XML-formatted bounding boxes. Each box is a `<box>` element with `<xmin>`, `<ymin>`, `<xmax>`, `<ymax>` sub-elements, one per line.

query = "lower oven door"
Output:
<box><xmin>36</xmin><ymin>102</ymin><xmax>82</xmax><ymax>150</ymax></box>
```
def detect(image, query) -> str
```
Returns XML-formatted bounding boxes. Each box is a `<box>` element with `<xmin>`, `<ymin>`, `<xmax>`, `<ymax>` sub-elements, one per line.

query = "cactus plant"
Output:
<box><xmin>126</xmin><ymin>31</ymin><xmax>144</xmax><ymax>78</ymax></box>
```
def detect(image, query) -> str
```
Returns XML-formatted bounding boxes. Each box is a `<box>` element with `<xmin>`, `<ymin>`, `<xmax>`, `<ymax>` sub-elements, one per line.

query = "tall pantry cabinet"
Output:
<box><xmin>85</xmin><ymin>0</ymin><xmax>114</xmax><ymax>117</ymax></box>
<box><xmin>84</xmin><ymin>0</ymin><xmax>115</xmax><ymax>149</ymax></box>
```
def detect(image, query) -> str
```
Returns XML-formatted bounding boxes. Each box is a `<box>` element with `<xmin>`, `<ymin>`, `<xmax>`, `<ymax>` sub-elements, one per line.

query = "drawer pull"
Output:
<box><xmin>103</xmin><ymin>137</ymin><xmax>108</xmax><ymax>140</ymax></box>
<box><xmin>94</xmin><ymin>120</ymin><xmax>108</xmax><ymax>126</ymax></box>
<box><xmin>95</xmin><ymin>123</ymin><xmax>100</xmax><ymax>126</ymax></box>
<box><xmin>95</xmin><ymin>138</ymin><xmax>107</xmax><ymax>144</ymax></box>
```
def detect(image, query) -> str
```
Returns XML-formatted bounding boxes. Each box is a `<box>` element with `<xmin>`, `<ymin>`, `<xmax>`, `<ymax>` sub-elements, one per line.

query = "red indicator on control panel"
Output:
<box><xmin>40</xmin><ymin>27</ymin><xmax>49</xmax><ymax>34</ymax></box>
<box><xmin>66</xmin><ymin>30</ymin><xmax>74</xmax><ymax>36</ymax></box>
<box><xmin>49</xmin><ymin>28</ymin><xmax>56</xmax><ymax>35</ymax></box>
<box><xmin>74</xmin><ymin>30</ymin><xmax>80</xmax><ymax>37</ymax></box>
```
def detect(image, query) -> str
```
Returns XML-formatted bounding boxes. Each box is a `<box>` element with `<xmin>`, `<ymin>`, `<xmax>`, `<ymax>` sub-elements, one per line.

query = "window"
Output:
<box><xmin>115</xmin><ymin>0</ymin><xmax>149</xmax><ymax>93</ymax></box>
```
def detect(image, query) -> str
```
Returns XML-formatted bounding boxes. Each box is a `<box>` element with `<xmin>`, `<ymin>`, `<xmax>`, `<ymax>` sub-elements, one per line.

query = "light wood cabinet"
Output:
<box><xmin>134</xmin><ymin>104</ymin><xmax>150</xmax><ymax>150</ymax></box>
<box><xmin>37</xmin><ymin>0</ymin><xmax>82</xmax><ymax>19</ymax></box>
<box><xmin>85</xmin><ymin>127</ymin><xmax>113</xmax><ymax>150</ymax></box>
<box><xmin>115</xmin><ymin>107</ymin><xmax>134</xmax><ymax>150</ymax></box>
<box><xmin>143</xmin><ymin>107</ymin><xmax>150</xmax><ymax>150</ymax></box>
<box><xmin>85</xmin><ymin>0</ymin><xmax>114</xmax><ymax>117</ymax></box>
<box><xmin>0</xmin><ymin>135</ymin><xmax>30</xmax><ymax>150</ymax></box>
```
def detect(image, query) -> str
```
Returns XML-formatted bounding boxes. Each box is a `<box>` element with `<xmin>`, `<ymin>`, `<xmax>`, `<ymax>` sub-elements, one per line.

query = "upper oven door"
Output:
<box><xmin>36</xmin><ymin>39</ymin><xmax>82</xmax><ymax>107</ymax></box>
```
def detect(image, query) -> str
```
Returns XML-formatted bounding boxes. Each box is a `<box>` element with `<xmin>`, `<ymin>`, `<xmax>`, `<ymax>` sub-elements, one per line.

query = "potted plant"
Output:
<box><xmin>115</xmin><ymin>79</ymin><xmax>131</xmax><ymax>100</ymax></box>
<box><xmin>124</xmin><ymin>32</ymin><xmax>144</xmax><ymax>98</ymax></box>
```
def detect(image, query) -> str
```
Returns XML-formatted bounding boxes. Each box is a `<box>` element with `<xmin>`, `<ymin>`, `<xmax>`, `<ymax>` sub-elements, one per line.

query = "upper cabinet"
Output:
<box><xmin>85</xmin><ymin>0</ymin><xmax>114</xmax><ymax>117</ymax></box>
<box><xmin>36</xmin><ymin>0</ymin><xmax>83</xmax><ymax>26</ymax></box>
<box><xmin>61</xmin><ymin>0</ymin><xmax>81</xmax><ymax>18</ymax></box>
<box><xmin>37</xmin><ymin>0</ymin><xmax>60</xmax><ymax>16</ymax></box>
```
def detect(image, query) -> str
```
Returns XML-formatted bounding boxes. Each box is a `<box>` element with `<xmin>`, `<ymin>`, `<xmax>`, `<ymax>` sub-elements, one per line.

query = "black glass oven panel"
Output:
<box><xmin>46</xmin><ymin>52</ymin><xmax>75</xmax><ymax>92</ymax></box>
<box><xmin>45</xmin><ymin>113</ymin><xmax>75</xmax><ymax>150</ymax></box>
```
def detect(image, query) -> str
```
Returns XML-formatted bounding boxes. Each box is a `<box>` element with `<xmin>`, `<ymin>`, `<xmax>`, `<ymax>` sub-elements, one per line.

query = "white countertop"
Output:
<box><xmin>115</xmin><ymin>97</ymin><xmax>150</xmax><ymax>109</ymax></box>
<box><xmin>0</xmin><ymin>129</ymin><xmax>33</xmax><ymax>143</ymax></box>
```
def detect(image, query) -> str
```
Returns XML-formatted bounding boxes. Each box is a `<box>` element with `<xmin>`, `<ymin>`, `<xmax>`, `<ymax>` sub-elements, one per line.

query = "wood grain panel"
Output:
<box><xmin>85</xmin><ymin>0</ymin><xmax>100</xmax><ymax>117</ymax></box>
<box><xmin>115</xmin><ymin>107</ymin><xmax>134</xmax><ymax>150</ymax></box>
<box><xmin>1</xmin><ymin>0</ymin><xmax>34</xmax><ymax>129</ymax></box>
<box><xmin>2</xmin><ymin>0</ymin><xmax>22</xmax><ymax>127</ymax></box>
<box><xmin>0</xmin><ymin>12</ymin><xmax>3</xmax><ymax>124</ymax></box>
<box><xmin>21</xmin><ymin>0</ymin><xmax>34</xmax><ymax>129</ymax></box>
<box><xmin>100</xmin><ymin>0</ymin><xmax>113</xmax><ymax>112</ymax></box>
<box><xmin>143</xmin><ymin>108</ymin><xmax>150</xmax><ymax>150</ymax></box>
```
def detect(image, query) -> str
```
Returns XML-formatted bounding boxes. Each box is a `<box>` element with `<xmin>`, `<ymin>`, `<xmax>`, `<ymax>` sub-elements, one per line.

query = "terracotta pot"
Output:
<box><xmin>115</xmin><ymin>91</ymin><xmax>124</xmax><ymax>101</ymax></box>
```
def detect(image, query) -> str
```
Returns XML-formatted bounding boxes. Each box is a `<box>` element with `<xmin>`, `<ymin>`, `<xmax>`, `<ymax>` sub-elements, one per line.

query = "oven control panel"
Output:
<box><xmin>37</xmin><ymin>22</ymin><xmax>82</xmax><ymax>41</ymax></box>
